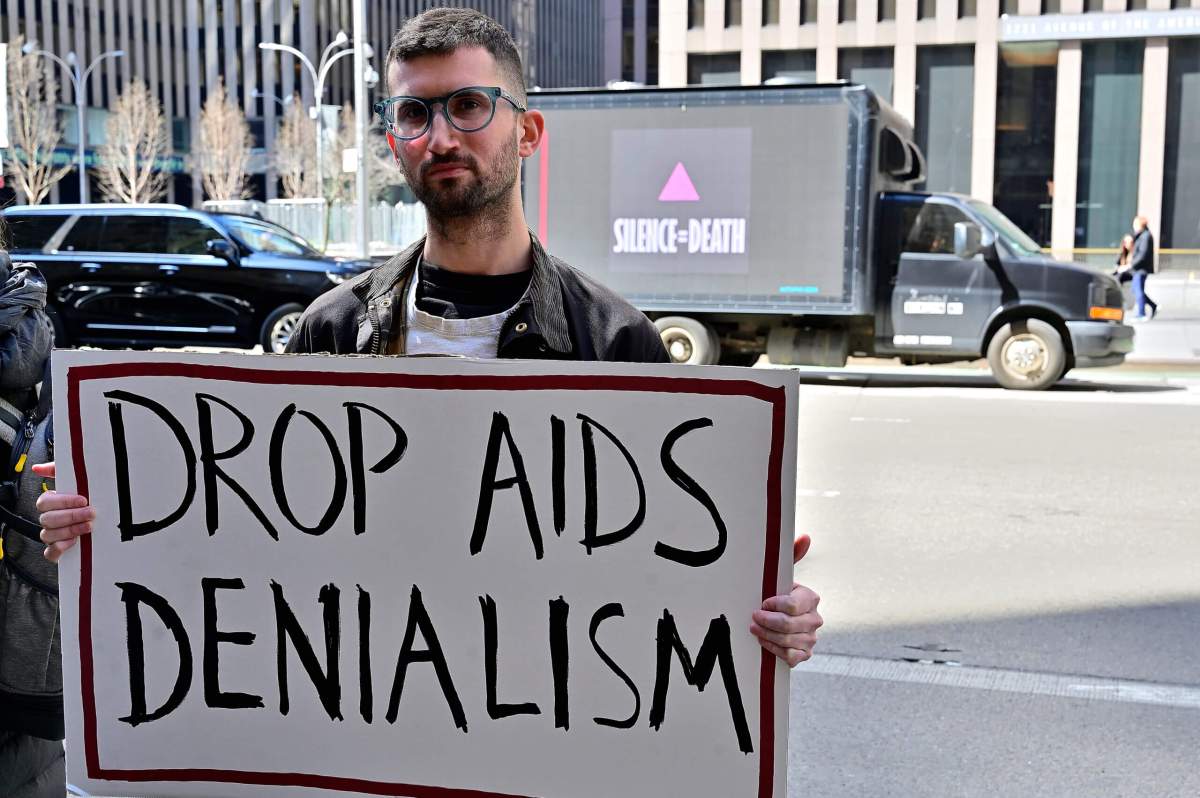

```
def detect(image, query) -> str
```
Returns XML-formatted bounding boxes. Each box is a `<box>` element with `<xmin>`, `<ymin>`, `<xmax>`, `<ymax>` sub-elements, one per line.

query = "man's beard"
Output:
<box><xmin>402</xmin><ymin>136</ymin><xmax>520</xmax><ymax>227</ymax></box>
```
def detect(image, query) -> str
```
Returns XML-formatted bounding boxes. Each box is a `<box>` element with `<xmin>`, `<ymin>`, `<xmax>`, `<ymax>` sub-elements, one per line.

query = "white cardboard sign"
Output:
<box><xmin>53</xmin><ymin>351</ymin><xmax>797</xmax><ymax>798</ymax></box>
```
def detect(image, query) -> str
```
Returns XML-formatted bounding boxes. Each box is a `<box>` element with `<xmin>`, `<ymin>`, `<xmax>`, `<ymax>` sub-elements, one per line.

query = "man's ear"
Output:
<box><xmin>518</xmin><ymin>109</ymin><xmax>545</xmax><ymax>158</ymax></box>
<box><xmin>386</xmin><ymin>131</ymin><xmax>401</xmax><ymax>163</ymax></box>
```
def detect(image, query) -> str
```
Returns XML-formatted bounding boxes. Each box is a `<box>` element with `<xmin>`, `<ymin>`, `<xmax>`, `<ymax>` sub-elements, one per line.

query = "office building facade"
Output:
<box><xmin>657</xmin><ymin>0</ymin><xmax>1200</xmax><ymax>262</ymax></box>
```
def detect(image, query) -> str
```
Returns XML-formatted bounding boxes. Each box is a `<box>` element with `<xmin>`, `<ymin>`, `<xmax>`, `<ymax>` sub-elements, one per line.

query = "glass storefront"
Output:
<box><xmin>838</xmin><ymin>48</ymin><xmax>894</xmax><ymax>103</ymax></box>
<box><xmin>762</xmin><ymin>49</ymin><xmax>817</xmax><ymax>83</ymax></box>
<box><xmin>915</xmin><ymin>46</ymin><xmax>974</xmax><ymax>195</ymax></box>
<box><xmin>1075</xmin><ymin>40</ymin><xmax>1143</xmax><ymax>249</ymax></box>
<box><xmin>1163</xmin><ymin>38</ymin><xmax>1200</xmax><ymax>249</ymax></box>
<box><xmin>994</xmin><ymin>43</ymin><xmax>1058</xmax><ymax>247</ymax></box>
<box><xmin>688</xmin><ymin>52</ymin><xmax>741</xmax><ymax>84</ymax></box>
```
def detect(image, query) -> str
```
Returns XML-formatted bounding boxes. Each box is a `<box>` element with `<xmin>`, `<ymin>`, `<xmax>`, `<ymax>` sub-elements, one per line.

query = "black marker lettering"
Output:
<box><xmin>269</xmin><ymin>404</ymin><xmax>348</xmax><ymax>535</ymax></box>
<box><xmin>272</xmin><ymin>581</ymin><xmax>342</xmax><ymax>721</ymax></box>
<box><xmin>480</xmin><ymin>594</ymin><xmax>541</xmax><ymax>720</ymax></box>
<box><xmin>344</xmin><ymin>402</ymin><xmax>408</xmax><ymax>536</ymax></box>
<box><xmin>117</xmin><ymin>581</ymin><xmax>192</xmax><ymax>726</ymax></box>
<box><xmin>550</xmin><ymin>595</ymin><xmax>570</xmax><ymax>730</ymax></box>
<box><xmin>201</xmin><ymin>577</ymin><xmax>264</xmax><ymax>710</ymax></box>
<box><xmin>578</xmin><ymin>413</ymin><xmax>645</xmax><ymax>555</ymax></box>
<box><xmin>470</xmin><ymin>412</ymin><xmax>543</xmax><ymax>559</ymax></box>
<box><xmin>358</xmin><ymin>586</ymin><xmax>373</xmax><ymax>724</ymax></box>
<box><xmin>649</xmin><ymin>610</ymin><xmax>752</xmax><ymax>753</ymax></box>
<box><xmin>195</xmin><ymin>393</ymin><xmax>279</xmax><ymax>540</ymax></box>
<box><xmin>655</xmin><ymin>418</ymin><xmax>728</xmax><ymax>567</ymax></box>
<box><xmin>386</xmin><ymin>585</ymin><xmax>468</xmax><ymax>732</ymax></box>
<box><xmin>105</xmin><ymin>390</ymin><xmax>196</xmax><ymax>542</ymax></box>
<box><xmin>589</xmin><ymin>602</ymin><xmax>640</xmax><ymax>729</ymax></box>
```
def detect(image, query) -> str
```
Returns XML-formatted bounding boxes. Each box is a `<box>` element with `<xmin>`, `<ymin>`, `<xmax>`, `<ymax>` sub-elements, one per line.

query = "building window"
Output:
<box><xmin>880</xmin><ymin>0</ymin><xmax>898</xmax><ymax>20</ymax></box>
<box><xmin>688</xmin><ymin>52</ymin><xmax>742</xmax><ymax>84</ymax></box>
<box><xmin>1129</xmin><ymin>0</ymin><xmax>1147</xmax><ymax>7</ymax></box>
<box><xmin>802</xmin><ymin>0</ymin><xmax>819</xmax><ymax>24</ymax></box>
<box><xmin>689</xmin><ymin>0</ymin><xmax>705</xmax><ymax>28</ymax></box>
<box><xmin>1075</xmin><ymin>40</ymin><xmax>1143</xmax><ymax>248</ymax></box>
<box><xmin>916</xmin><ymin>46</ymin><xmax>974</xmax><ymax>194</ymax></box>
<box><xmin>1083</xmin><ymin>0</ymin><xmax>1104</xmax><ymax>11</ymax></box>
<box><xmin>725</xmin><ymin>0</ymin><xmax>742</xmax><ymax>26</ymax></box>
<box><xmin>763</xmin><ymin>0</ymin><xmax>781</xmax><ymax>25</ymax></box>
<box><xmin>839</xmin><ymin>48</ymin><xmax>894</xmax><ymax>102</ymax></box>
<box><xmin>840</xmin><ymin>0</ymin><xmax>857</xmax><ymax>22</ymax></box>
<box><xmin>960</xmin><ymin>0</ymin><xmax>977</xmax><ymax>17</ymax></box>
<box><xmin>762</xmin><ymin>50</ymin><xmax>817</xmax><ymax>83</ymax></box>
<box><xmin>648</xmin><ymin>0</ymin><xmax>660</xmax><ymax>85</ymax></box>
<box><xmin>918</xmin><ymin>0</ymin><xmax>937</xmax><ymax>19</ymax></box>
<box><xmin>1042</xmin><ymin>0</ymin><xmax>1061</xmax><ymax>12</ymax></box>
<box><xmin>1001</xmin><ymin>0</ymin><xmax>1019</xmax><ymax>14</ymax></box>
<box><xmin>994</xmin><ymin>43</ymin><xmax>1059</xmax><ymax>247</ymax></box>
<box><xmin>1163</xmin><ymin>38</ymin><xmax>1200</xmax><ymax>249</ymax></box>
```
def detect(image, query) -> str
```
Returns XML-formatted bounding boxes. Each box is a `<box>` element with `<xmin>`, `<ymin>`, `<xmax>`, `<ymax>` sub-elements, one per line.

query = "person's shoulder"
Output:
<box><xmin>548</xmin><ymin>254</ymin><xmax>645</xmax><ymax>323</ymax></box>
<box><xmin>303</xmin><ymin>271</ymin><xmax>371</xmax><ymax>320</ymax></box>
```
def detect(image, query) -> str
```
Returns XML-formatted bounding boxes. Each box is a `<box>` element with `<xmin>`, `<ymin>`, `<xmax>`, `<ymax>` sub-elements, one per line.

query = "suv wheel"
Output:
<box><xmin>260</xmin><ymin>303</ymin><xmax>305</xmax><ymax>353</ymax></box>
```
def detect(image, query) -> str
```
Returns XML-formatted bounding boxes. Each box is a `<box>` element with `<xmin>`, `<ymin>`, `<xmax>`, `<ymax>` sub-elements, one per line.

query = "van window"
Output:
<box><xmin>901</xmin><ymin>202</ymin><xmax>970</xmax><ymax>255</ymax></box>
<box><xmin>60</xmin><ymin>216</ymin><xmax>107</xmax><ymax>252</ymax></box>
<box><xmin>5</xmin><ymin>214</ymin><xmax>69</xmax><ymax>252</ymax></box>
<box><xmin>99</xmin><ymin>215</ymin><xmax>171</xmax><ymax>254</ymax></box>
<box><xmin>169</xmin><ymin>216</ymin><xmax>221</xmax><ymax>255</ymax></box>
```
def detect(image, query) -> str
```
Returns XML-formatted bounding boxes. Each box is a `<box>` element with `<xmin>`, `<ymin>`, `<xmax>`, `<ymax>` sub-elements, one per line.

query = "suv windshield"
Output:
<box><xmin>221</xmin><ymin>216</ymin><xmax>319</xmax><ymax>257</ymax></box>
<box><xmin>967</xmin><ymin>200</ymin><xmax>1043</xmax><ymax>258</ymax></box>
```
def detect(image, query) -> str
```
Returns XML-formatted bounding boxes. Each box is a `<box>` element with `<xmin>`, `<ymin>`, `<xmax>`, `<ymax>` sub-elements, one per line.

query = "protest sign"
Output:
<box><xmin>53</xmin><ymin>350</ymin><xmax>798</xmax><ymax>798</ymax></box>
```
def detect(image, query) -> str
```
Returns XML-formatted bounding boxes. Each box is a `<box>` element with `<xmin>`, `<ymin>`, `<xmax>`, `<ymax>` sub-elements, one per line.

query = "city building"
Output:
<box><xmin>655</xmin><ymin>0</ymin><xmax>1200</xmax><ymax>262</ymax></box>
<box><xmin>0</xmin><ymin>0</ymin><xmax>611</xmax><ymax>206</ymax></box>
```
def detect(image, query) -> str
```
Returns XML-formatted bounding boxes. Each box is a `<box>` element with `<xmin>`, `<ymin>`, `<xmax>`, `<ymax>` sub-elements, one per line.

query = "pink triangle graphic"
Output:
<box><xmin>658</xmin><ymin>162</ymin><xmax>700</xmax><ymax>202</ymax></box>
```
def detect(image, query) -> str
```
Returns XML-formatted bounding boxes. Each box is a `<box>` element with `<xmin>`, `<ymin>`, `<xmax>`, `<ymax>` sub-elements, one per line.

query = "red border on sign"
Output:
<box><xmin>69</xmin><ymin>362</ymin><xmax>787</xmax><ymax>798</ymax></box>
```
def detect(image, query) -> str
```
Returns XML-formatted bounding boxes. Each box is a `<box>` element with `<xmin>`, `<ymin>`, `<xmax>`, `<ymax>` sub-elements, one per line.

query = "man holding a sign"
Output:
<box><xmin>39</xmin><ymin>7</ymin><xmax>821</xmax><ymax>671</ymax></box>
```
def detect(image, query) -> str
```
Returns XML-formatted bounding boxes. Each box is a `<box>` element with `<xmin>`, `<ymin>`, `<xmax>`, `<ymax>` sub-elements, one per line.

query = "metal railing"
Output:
<box><xmin>203</xmin><ymin>198</ymin><xmax>427</xmax><ymax>256</ymax></box>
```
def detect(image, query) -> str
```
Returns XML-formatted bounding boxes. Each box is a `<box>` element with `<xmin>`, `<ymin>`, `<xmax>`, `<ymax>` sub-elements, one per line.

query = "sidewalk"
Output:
<box><xmin>1124</xmin><ymin>271</ymin><xmax>1200</xmax><ymax>364</ymax></box>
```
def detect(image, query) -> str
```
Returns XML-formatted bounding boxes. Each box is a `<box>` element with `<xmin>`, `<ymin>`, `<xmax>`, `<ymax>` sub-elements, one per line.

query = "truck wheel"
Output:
<box><xmin>986</xmin><ymin>318</ymin><xmax>1067</xmax><ymax>390</ymax></box>
<box><xmin>654</xmin><ymin>316</ymin><xmax>720</xmax><ymax>365</ymax></box>
<box><xmin>260</xmin><ymin>303</ymin><xmax>305</xmax><ymax>353</ymax></box>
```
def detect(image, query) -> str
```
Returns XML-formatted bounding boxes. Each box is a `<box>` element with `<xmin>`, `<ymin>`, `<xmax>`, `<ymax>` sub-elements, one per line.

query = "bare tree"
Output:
<box><xmin>4</xmin><ymin>36</ymin><xmax>73</xmax><ymax>204</ymax></box>
<box><xmin>95</xmin><ymin>78</ymin><xmax>169</xmax><ymax>203</ymax></box>
<box><xmin>194</xmin><ymin>77</ymin><xmax>252</xmax><ymax>201</ymax></box>
<box><xmin>274</xmin><ymin>95</ymin><xmax>317</xmax><ymax>198</ymax></box>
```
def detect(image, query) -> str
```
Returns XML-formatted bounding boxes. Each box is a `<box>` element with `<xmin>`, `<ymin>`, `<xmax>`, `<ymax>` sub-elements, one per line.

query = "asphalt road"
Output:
<box><xmin>783</xmin><ymin>364</ymin><xmax>1200</xmax><ymax>797</ymax></box>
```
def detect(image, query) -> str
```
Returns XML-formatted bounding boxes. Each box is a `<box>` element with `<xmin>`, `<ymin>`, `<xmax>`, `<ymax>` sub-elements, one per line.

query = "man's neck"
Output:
<box><xmin>423</xmin><ymin>203</ymin><xmax>533</xmax><ymax>276</ymax></box>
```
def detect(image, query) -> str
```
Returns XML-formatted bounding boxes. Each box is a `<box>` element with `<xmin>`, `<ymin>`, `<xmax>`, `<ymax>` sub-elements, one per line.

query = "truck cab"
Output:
<box><xmin>874</xmin><ymin>192</ymin><xmax>1132</xmax><ymax>389</ymax></box>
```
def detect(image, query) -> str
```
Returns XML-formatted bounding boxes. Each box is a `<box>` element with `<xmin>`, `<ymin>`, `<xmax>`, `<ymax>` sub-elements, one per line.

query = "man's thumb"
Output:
<box><xmin>793</xmin><ymin>534</ymin><xmax>811</xmax><ymax>564</ymax></box>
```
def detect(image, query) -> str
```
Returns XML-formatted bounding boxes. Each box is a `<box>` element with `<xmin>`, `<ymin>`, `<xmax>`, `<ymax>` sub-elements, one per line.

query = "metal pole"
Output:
<box><xmin>74</xmin><ymin>68</ymin><xmax>87</xmax><ymax>202</ymax></box>
<box><xmin>353</xmin><ymin>0</ymin><xmax>369</xmax><ymax>260</ymax></box>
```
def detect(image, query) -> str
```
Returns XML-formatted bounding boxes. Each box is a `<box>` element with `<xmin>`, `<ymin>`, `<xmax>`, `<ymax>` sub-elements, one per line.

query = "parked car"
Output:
<box><xmin>1</xmin><ymin>204</ymin><xmax>372</xmax><ymax>352</ymax></box>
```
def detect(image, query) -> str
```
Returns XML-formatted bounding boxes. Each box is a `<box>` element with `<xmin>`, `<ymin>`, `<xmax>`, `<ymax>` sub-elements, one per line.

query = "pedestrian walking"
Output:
<box><xmin>1113</xmin><ymin>233</ymin><xmax>1134</xmax><ymax>284</ymax></box>
<box><xmin>1128</xmin><ymin>215</ymin><xmax>1158</xmax><ymax>321</ymax></box>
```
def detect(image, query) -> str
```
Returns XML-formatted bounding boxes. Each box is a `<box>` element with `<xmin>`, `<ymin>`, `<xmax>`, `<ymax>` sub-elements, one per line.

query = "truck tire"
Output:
<box><xmin>654</xmin><ymin>316</ymin><xmax>720</xmax><ymax>365</ymax></box>
<box><xmin>986</xmin><ymin>318</ymin><xmax>1067</xmax><ymax>390</ymax></box>
<box><xmin>260</xmin><ymin>302</ymin><xmax>305</xmax><ymax>353</ymax></box>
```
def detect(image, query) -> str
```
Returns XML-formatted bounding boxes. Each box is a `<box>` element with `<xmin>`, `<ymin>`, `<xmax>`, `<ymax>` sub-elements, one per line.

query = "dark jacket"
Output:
<box><xmin>285</xmin><ymin>234</ymin><xmax>669</xmax><ymax>362</ymax></box>
<box><xmin>0</xmin><ymin>262</ymin><xmax>60</xmax><ymax>744</ymax></box>
<box><xmin>1129</xmin><ymin>228</ymin><xmax>1155</xmax><ymax>274</ymax></box>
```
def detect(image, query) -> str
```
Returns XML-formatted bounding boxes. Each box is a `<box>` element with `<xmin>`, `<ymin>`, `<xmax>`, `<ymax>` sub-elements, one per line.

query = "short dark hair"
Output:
<box><xmin>386</xmin><ymin>8</ymin><xmax>527</xmax><ymax>104</ymax></box>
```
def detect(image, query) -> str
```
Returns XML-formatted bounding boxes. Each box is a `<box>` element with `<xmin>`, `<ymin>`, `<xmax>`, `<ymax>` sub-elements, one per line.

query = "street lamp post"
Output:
<box><xmin>259</xmin><ymin>32</ymin><xmax>365</xmax><ymax>203</ymax></box>
<box><xmin>21</xmin><ymin>40</ymin><xmax>124</xmax><ymax>204</ymax></box>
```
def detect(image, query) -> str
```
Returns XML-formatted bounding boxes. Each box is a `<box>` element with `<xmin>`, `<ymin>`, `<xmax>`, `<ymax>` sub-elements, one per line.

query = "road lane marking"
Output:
<box><xmin>796</xmin><ymin>653</ymin><xmax>1200</xmax><ymax>711</ymax></box>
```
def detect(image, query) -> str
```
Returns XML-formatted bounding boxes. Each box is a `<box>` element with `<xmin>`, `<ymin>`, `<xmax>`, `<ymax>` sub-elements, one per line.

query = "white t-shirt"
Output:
<box><xmin>403</xmin><ymin>269</ymin><xmax>519</xmax><ymax>358</ymax></box>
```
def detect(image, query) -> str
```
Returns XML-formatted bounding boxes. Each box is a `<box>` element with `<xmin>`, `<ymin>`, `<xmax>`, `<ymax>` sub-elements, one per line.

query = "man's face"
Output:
<box><xmin>1132</xmin><ymin>217</ymin><xmax>1145</xmax><ymax>233</ymax></box>
<box><xmin>385</xmin><ymin>47</ymin><xmax>524</xmax><ymax>223</ymax></box>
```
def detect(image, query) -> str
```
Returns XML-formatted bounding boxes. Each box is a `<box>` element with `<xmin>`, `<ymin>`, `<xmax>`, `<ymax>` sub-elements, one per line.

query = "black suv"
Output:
<box><xmin>1</xmin><ymin>204</ymin><xmax>372</xmax><ymax>352</ymax></box>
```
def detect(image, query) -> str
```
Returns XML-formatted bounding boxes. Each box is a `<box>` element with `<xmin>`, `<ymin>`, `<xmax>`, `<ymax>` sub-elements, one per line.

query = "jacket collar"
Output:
<box><xmin>354</xmin><ymin>232</ymin><xmax>572</xmax><ymax>354</ymax></box>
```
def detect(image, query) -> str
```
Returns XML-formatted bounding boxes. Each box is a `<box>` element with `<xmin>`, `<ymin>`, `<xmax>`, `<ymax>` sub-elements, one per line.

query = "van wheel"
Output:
<box><xmin>654</xmin><ymin>316</ymin><xmax>720</xmax><ymax>365</ymax></box>
<box><xmin>46</xmin><ymin>306</ymin><xmax>69</xmax><ymax>347</ymax></box>
<box><xmin>260</xmin><ymin>303</ymin><xmax>305</xmax><ymax>353</ymax></box>
<box><xmin>986</xmin><ymin>318</ymin><xmax>1067</xmax><ymax>390</ymax></box>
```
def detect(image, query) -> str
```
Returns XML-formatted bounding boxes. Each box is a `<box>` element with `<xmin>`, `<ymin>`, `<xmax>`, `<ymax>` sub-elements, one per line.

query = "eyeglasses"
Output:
<box><xmin>373</xmin><ymin>86</ymin><xmax>527</xmax><ymax>141</ymax></box>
